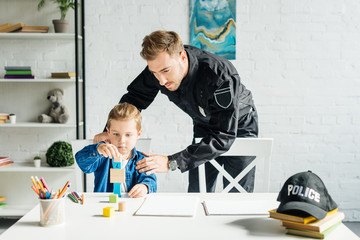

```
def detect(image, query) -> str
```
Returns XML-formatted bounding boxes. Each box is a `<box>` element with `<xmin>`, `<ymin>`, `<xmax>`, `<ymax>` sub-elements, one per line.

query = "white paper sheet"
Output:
<box><xmin>135</xmin><ymin>195</ymin><xmax>200</xmax><ymax>217</ymax></box>
<box><xmin>203</xmin><ymin>199</ymin><xmax>278</xmax><ymax>216</ymax></box>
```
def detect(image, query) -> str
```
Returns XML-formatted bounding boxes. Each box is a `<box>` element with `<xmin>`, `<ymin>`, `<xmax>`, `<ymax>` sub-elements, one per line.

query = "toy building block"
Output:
<box><xmin>114</xmin><ymin>156</ymin><xmax>122</xmax><ymax>162</ymax></box>
<box><xmin>114</xmin><ymin>183</ymin><xmax>121</xmax><ymax>198</ymax></box>
<box><xmin>110</xmin><ymin>168</ymin><xmax>125</xmax><ymax>183</ymax></box>
<box><xmin>118</xmin><ymin>201</ymin><xmax>126</xmax><ymax>212</ymax></box>
<box><xmin>109</xmin><ymin>194</ymin><xmax>118</xmax><ymax>203</ymax></box>
<box><xmin>103</xmin><ymin>207</ymin><xmax>115</xmax><ymax>217</ymax></box>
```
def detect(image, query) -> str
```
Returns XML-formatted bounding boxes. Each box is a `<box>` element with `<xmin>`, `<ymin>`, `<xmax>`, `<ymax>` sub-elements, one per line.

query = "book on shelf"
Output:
<box><xmin>0</xmin><ymin>22</ymin><xmax>25</xmax><ymax>33</ymax></box>
<box><xmin>286</xmin><ymin>221</ymin><xmax>341</xmax><ymax>239</ymax></box>
<box><xmin>0</xmin><ymin>157</ymin><xmax>14</xmax><ymax>167</ymax></box>
<box><xmin>0</xmin><ymin>203</ymin><xmax>8</xmax><ymax>208</ymax></box>
<box><xmin>0</xmin><ymin>113</ymin><xmax>10</xmax><ymax>120</ymax></box>
<box><xmin>0</xmin><ymin>23</ymin><xmax>11</xmax><ymax>31</ymax></box>
<box><xmin>0</xmin><ymin>113</ymin><xmax>10</xmax><ymax>123</ymax></box>
<box><xmin>4</xmin><ymin>74</ymin><xmax>35</xmax><ymax>79</ymax></box>
<box><xmin>5</xmin><ymin>70</ymin><xmax>33</xmax><ymax>75</ymax></box>
<box><xmin>5</xmin><ymin>66</ymin><xmax>31</xmax><ymax>71</ymax></box>
<box><xmin>0</xmin><ymin>157</ymin><xmax>13</xmax><ymax>164</ymax></box>
<box><xmin>0</xmin><ymin>157</ymin><xmax>11</xmax><ymax>161</ymax></box>
<box><xmin>51</xmin><ymin>72</ymin><xmax>76</xmax><ymax>78</ymax></box>
<box><xmin>0</xmin><ymin>161</ymin><xmax>14</xmax><ymax>167</ymax></box>
<box><xmin>282</xmin><ymin>211</ymin><xmax>344</xmax><ymax>232</ymax></box>
<box><xmin>15</xmin><ymin>26</ymin><xmax>49</xmax><ymax>33</ymax></box>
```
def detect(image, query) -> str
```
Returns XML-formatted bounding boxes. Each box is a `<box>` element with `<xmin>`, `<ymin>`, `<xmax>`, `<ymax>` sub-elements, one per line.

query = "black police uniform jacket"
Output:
<box><xmin>120</xmin><ymin>45</ymin><xmax>258</xmax><ymax>173</ymax></box>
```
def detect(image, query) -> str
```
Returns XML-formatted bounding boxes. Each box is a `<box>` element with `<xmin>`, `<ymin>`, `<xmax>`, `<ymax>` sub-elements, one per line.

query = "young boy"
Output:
<box><xmin>75</xmin><ymin>103</ymin><xmax>156</xmax><ymax>198</ymax></box>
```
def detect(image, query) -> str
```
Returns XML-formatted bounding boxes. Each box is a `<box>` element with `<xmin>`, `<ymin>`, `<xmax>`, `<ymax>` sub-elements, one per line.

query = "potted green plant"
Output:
<box><xmin>33</xmin><ymin>156</ymin><xmax>42</xmax><ymax>168</ymax></box>
<box><xmin>46</xmin><ymin>141</ymin><xmax>74</xmax><ymax>167</ymax></box>
<box><xmin>37</xmin><ymin>0</ymin><xmax>76</xmax><ymax>33</ymax></box>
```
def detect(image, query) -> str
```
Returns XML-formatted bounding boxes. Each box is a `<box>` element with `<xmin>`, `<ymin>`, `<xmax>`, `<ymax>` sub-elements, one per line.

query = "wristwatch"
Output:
<box><xmin>168</xmin><ymin>156</ymin><xmax>178</xmax><ymax>171</ymax></box>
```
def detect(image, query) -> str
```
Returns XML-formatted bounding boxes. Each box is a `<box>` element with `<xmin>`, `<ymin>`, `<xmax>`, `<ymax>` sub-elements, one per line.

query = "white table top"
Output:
<box><xmin>0</xmin><ymin>193</ymin><xmax>358</xmax><ymax>240</ymax></box>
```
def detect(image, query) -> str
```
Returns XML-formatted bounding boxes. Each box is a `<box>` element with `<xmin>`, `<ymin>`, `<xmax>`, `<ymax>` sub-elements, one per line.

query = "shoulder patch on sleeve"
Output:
<box><xmin>214</xmin><ymin>84</ymin><xmax>232</xmax><ymax>109</ymax></box>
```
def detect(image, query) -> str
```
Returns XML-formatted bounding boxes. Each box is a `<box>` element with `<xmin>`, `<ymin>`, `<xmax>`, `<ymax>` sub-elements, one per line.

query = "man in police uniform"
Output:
<box><xmin>94</xmin><ymin>30</ymin><xmax>258</xmax><ymax>192</ymax></box>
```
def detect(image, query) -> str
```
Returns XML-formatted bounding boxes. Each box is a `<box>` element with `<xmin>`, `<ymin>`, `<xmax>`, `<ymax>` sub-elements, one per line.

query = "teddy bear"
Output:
<box><xmin>38</xmin><ymin>88</ymin><xmax>69</xmax><ymax>124</ymax></box>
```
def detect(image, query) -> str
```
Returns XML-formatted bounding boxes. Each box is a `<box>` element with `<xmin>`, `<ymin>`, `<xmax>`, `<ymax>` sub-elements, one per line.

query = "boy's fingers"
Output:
<box><xmin>129</xmin><ymin>186</ymin><xmax>140</xmax><ymax>198</ymax></box>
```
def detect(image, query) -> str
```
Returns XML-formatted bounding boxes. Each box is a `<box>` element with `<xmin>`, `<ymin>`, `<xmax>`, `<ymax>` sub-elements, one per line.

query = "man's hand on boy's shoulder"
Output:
<box><xmin>97</xmin><ymin>143</ymin><xmax>120</xmax><ymax>159</ymax></box>
<box><xmin>93</xmin><ymin>132</ymin><xmax>110</xmax><ymax>143</ymax></box>
<box><xmin>128</xmin><ymin>184</ymin><xmax>148</xmax><ymax>198</ymax></box>
<box><xmin>136</xmin><ymin>153</ymin><xmax>169</xmax><ymax>175</ymax></box>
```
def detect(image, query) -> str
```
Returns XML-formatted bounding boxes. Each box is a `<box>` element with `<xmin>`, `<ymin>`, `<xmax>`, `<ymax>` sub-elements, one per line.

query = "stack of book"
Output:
<box><xmin>0</xmin><ymin>22</ymin><xmax>49</xmax><ymax>33</ymax></box>
<box><xmin>0</xmin><ymin>157</ymin><xmax>14</xmax><ymax>168</ymax></box>
<box><xmin>0</xmin><ymin>113</ymin><xmax>9</xmax><ymax>124</ymax></box>
<box><xmin>51</xmin><ymin>72</ymin><xmax>76</xmax><ymax>79</ymax></box>
<box><xmin>4</xmin><ymin>66</ymin><xmax>34</xmax><ymax>79</ymax></box>
<box><xmin>269</xmin><ymin>208</ymin><xmax>345</xmax><ymax>239</ymax></box>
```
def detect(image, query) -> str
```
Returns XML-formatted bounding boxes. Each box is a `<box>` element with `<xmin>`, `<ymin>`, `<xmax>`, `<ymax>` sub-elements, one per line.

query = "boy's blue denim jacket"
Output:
<box><xmin>75</xmin><ymin>142</ymin><xmax>157</xmax><ymax>193</ymax></box>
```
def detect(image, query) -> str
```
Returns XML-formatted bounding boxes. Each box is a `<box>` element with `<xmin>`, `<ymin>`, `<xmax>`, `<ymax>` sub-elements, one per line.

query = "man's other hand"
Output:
<box><xmin>93</xmin><ymin>132</ymin><xmax>110</xmax><ymax>143</ymax></box>
<box><xmin>135</xmin><ymin>154</ymin><xmax>169</xmax><ymax>175</ymax></box>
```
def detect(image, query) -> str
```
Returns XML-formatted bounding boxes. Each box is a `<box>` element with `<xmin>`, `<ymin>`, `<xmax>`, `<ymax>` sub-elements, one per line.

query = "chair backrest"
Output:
<box><xmin>196</xmin><ymin>138</ymin><xmax>273</xmax><ymax>193</ymax></box>
<box><xmin>71</xmin><ymin>138</ymin><xmax>151</xmax><ymax>192</ymax></box>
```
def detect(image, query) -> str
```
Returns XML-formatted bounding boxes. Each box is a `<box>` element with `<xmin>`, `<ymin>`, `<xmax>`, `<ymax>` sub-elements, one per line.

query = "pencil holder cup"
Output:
<box><xmin>40</xmin><ymin>198</ymin><xmax>65</xmax><ymax>226</ymax></box>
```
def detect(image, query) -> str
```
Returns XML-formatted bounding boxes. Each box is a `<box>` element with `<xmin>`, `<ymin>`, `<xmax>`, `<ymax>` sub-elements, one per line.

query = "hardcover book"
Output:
<box><xmin>6</xmin><ymin>70</ymin><xmax>32</xmax><ymax>75</ymax></box>
<box><xmin>0</xmin><ymin>22</ymin><xmax>25</xmax><ymax>33</ymax></box>
<box><xmin>4</xmin><ymin>75</ymin><xmax>35</xmax><ymax>79</ymax></box>
<box><xmin>269</xmin><ymin>208</ymin><xmax>338</xmax><ymax>224</ymax></box>
<box><xmin>282</xmin><ymin>211</ymin><xmax>344</xmax><ymax>232</ymax></box>
<box><xmin>51</xmin><ymin>72</ymin><xmax>76</xmax><ymax>78</ymax></box>
<box><xmin>15</xmin><ymin>26</ymin><xmax>49</xmax><ymax>33</ymax></box>
<box><xmin>4</xmin><ymin>66</ymin><xmax>31</xmax><ymax>71</ymax></box>
<box><xmin>286</xmin><ymin>222</ymin><xmax>341</xmax><ymax>239</ymax></box>
<box><xmin>0</xmin><ymin>23</ymin><xmax>11</xmax><ymax>31</ymax></box>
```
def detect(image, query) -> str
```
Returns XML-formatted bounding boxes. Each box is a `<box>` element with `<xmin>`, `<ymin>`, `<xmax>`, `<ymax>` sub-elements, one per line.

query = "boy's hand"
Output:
<box><xmin>135</xmin><ymin>154</ymin><xmax>169</xmax><ymax>175</ymax></box>
<box><xmin>97</xmin><ymin>143</ymin><xmax>120</xmax><ymax>159</ymax></box>
<box><xmin>93</xmin><ymin>132</ymin><xmax>110</xmax><ymax>143</ymax></box>
<box><xmin>128</xmin><ymin>184</ymin><xmax>148</xmax><ymax>198</ymax></box>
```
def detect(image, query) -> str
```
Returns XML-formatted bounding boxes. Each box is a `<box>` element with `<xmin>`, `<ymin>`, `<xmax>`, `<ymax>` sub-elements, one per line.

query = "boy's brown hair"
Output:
<box><xmin>140</xmin><ymin>30</ymin><xmax>184</xmax><ymax>61</ymax></box>
<box><xmin>107</xmin><ymin>103</ymin><xmax>142</xmax><ymax>130</ymax></box>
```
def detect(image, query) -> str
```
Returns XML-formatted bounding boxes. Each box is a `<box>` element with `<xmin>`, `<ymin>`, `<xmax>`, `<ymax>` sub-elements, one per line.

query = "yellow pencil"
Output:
<box><xmin>35</xmin><ymin>176</ymin><xmax>46</xmax><ymax>193</ymax></box>
<box><xmin>30</xmin><ymin>176</ymin><xmax>39</xmax><ymax>194</ymax></box>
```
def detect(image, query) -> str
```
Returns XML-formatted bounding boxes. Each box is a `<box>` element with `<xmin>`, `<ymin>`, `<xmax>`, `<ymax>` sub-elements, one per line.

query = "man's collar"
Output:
<box><xmin>177</xmin><ymin>45</ymin><xmax>199</xmax><ymax>91</ymax></box>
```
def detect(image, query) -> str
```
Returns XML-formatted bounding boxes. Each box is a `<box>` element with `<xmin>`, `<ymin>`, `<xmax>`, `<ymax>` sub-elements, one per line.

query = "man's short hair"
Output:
<box><xmin>107</xmin><ymin>103</ymin><xmax>142</xmax><ymax>131</ymax></box>
<box><xmin>140</xmin><ymin>30</ymin><xmax>184</xmax><ymax>61</ymax></box>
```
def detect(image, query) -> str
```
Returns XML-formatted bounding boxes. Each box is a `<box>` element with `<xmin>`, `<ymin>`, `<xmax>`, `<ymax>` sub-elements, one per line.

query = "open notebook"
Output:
<box><xmin>203</xmin><ymin>199</ymin><xmax>278</xmax><ymax>216</ymax></box>
<box><xmin>135</xmin><ymin>195</ymin><xmax>200</xmax><ymax>217</ymax></box>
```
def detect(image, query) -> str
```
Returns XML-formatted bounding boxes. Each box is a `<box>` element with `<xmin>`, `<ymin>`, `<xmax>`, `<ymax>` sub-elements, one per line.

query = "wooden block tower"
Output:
<box><xmin>110</xmin><ymin>156</ymin><xmax>125</xmax><ymax>197</ymax></box>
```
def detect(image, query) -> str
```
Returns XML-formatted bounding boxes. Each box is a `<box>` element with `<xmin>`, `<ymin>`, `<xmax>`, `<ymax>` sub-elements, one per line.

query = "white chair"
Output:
<box><xmin>196</xmin><ymin>138</ymin><xmax>273</xmax><ymax>193</ymax></box>
<box><xmin>71</xmin><ymin>138</ymin><xmax>151</xmax><ymax>192</ymax></box>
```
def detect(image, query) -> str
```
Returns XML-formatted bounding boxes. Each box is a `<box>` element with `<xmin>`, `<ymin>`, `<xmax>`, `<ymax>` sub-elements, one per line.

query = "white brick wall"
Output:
<box><xmin>84</xmin><ymin>0</ymin><xmax>360</xmax><ymax>220</ymax></box>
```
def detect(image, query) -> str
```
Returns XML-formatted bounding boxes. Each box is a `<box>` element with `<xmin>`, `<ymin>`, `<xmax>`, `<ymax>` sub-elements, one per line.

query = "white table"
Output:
<box><xmin>0</xmin><ymin>193</ymin><xmax>358</xmax><ymax>240</ymax></box>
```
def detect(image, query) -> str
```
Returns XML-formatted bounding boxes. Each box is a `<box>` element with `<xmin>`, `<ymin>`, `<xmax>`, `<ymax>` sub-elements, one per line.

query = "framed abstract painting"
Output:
<box><xmin>190</xmin><ymin>0</ymin><xmax>236</xmax><ymax>60</ymax></box>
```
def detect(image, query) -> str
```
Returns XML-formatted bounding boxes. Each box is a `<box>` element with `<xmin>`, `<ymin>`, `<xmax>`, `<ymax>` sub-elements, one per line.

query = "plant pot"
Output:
<box><xmin>34</xmin><ymin>159</ymin><xmax>41</xmax><ymax>168</ymax></box>
<box><xmin>52</xmin><ymin>19</ymin><xmax>68</xmax><ymax>33</ymax></box>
